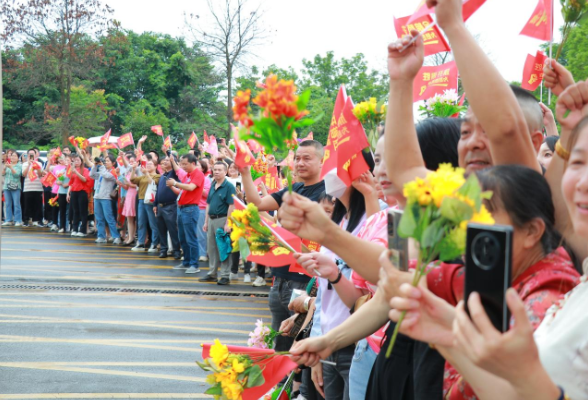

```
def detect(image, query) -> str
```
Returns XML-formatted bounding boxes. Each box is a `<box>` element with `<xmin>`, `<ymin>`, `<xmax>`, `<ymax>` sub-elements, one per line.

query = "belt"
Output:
<box><xmin>209</xmin><ymin>214</ymin><xmax>227</xmax><ymax>220</ymax></box>
<box><xmin>178</xmin><ymin>204</ymin><xmax>198</xmax><ymax>209</ymax></box>
<box><xmin>158</xmin><ymin>202</ymin><xmax>175</xmax><ymax>208</ymax></box>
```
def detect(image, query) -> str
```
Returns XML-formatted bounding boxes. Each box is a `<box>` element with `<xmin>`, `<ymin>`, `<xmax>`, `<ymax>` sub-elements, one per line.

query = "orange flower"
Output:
<box><xmin>232</xmin><ymin>89</ymin><xmax>254</xmax><ymax>127</ymax></box>
<box><xmin>253</xmin><ymin>74</ymin><xmax>300</xmax><ymax>122</ymax></box>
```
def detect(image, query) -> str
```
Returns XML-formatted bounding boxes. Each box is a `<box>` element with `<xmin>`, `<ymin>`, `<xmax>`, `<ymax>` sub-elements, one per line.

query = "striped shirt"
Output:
<box><xmin>21</xmin><ymin>162</ymin><xmax>43</xmax><ymax>192</ymax></box>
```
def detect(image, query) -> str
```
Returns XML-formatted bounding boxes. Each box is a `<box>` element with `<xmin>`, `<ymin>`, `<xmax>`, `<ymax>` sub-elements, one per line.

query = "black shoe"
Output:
<box><xmin>158</xmin><ymin>252</ymin><xmax>168</xmax><ymax>258</ymax></box>
<box><xmin>199</xmin><ymin>275</ymin><xmax>217</xmax><ymax>282</ymax></box>
<box><xmin>173</xmin><ymin>251</ymin><xmax>182</xmax><ymax>260</ymax></box>
<box><xmin>217</xmin><ymin>278</ymin><xmax>230</xmax><ymax>285</ymax></box>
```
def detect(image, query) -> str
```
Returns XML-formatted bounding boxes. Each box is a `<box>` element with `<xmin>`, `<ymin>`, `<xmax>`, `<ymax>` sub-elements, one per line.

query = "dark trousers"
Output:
<box><xmin>157</xmin><ymin>203</ymin><xmax>180</xmax><ymax>253</ymax></box>
<box><xmin>52</xmin><ymin>196</ymin><xmax>60</xmax><ymax>226</ymax></box>
<box><xmin>71</xmin><ymin>191</ymin><xmax>89</xmax><ymax>234</ymax></box>
<box><xmin>43</xmin><ymin>187</ymin><xmax>52</xmax><ymax>222</ymax></box>
<box><xmin>23</xmin><ymin>191</ymin><xmax>43</xmax><ymax>223</ymax></box>
<box><xmin>58</xmin><ymin>194</ymin><xmax>68</xmax><ymax>230</ymax></box>
<box><xmin>323</xmin><ymin>345</ymin><xmax>354</xmax><ymax>400</ymax></box>
<box><xmin>230</xmin><ymin>252</ymin><xmax>251</xmax><ymax>274</ymax></box>
<box><xmin>269</xmin><ymin>277</ymin><xmax>308</xmax><ymax>351</ymax></box>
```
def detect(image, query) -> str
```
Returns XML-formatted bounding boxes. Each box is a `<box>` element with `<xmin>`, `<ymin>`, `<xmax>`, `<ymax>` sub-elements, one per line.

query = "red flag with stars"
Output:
<box><xmin>394</xmin><ymin>14</ymin><xmax>450</xmax><ymax>57</ymax></box>
<box><xmin>522</xmin><ymin>51</ymin><xmax>547</xmax><ymax>91</ymax></box>
<box><xmin>188</xmin><ymin>131</ymin><xmax>198</xmax><ymax>149</ymax></box>
<box><xmin>65</xmin><ymin>164</ymin><xmax>72</xmax><ymax>178</ymax></box>
<box><xmin>41</xmin><ymin>172</ymin><xmax>57</xmax><ymax>187</ymax></box>
<box><xmin>163</xmin><ymin>135</ymin><xmax>172</xmax><ymax>149</ymax></box>
<box><xmin>151</xmin><ymin>125</ymin><xmax>163</xmax><ymax>136</ymax></box>
<box><xmin>413</xmin><ymin>61</ymin><xmax>458</xmax><ymax>102</ymax></box>
<box><xmin>117</xmin><ymin>132</ymin><xmax>134</xmax><ymax>149</ymax></box>
<box><xmin>520</xmin><ymin>0</ymin><xmax>553</xmax><ymax>41</ymax></box>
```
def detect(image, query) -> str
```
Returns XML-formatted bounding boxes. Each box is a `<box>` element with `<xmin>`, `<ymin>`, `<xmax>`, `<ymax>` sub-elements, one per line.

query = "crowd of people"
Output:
<box><xmin>3</xmin><ymin>0</ymin><xmax>588</xmax><ymax>399</ymax></box>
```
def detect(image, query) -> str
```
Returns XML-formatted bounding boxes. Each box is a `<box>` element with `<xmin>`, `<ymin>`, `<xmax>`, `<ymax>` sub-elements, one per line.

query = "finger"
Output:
<box><xmin>399</xmin><ymin>283</ymin><xmax>422</xmax><ymax>299</ymax></box>
<box><xmin>390</xmin><ymin>296</ymin><xmax>420</xmax><ymax>312</ymax></box>
<box><xmin>454</xmin><ymin>301</ymin><xmax>478</xmax><ymax>351</ymax></box>
<box><xmin>577</xmin><ymin>81</ymin><xmax>588</xmax><ymax>105</ymax></box>
<box><xmin>467</xmin><ymin>292</ymin><xmax>500</xmax><ymax>340</ymax></box>
<box><xmin>568</xmin><ymin>84</ymin><xmax>584</xmax><ymax>110</ymax></box>
<box><xmin>504</xmin><ymin>288</ymin><xmax>532</xmax><ymax>334</ymax></box>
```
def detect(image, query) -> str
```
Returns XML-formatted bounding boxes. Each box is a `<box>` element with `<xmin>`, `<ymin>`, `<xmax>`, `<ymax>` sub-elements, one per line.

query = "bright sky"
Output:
<box><xmin>108</xmin><ymin>0</ymin><xmax>563</xmax><ymax>83</ymax></box>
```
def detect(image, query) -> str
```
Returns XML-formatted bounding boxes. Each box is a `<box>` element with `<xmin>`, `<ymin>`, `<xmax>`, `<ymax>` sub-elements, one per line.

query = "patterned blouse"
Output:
<box><xmin>425</xmin><ymin>248</ymin><xmax>581</xmax><ymax>400</ymax></box>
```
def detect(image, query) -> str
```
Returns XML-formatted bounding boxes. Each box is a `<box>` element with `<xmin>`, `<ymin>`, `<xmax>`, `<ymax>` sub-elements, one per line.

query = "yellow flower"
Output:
<box><xmin>231</xmin><ymin>358</ymin><xmax>245</xmax><ymax>374</ymax></box>
<box><xmin>206</xmin><ymin>373</ymin><xmax>217</xmax><ymax>385</ymax></box>
<box><xmin>470</xmin><ymin>204</ymin><xmax>495</xmax><ymax>225</ymax></box>
<box><xmin>215</xmin><ymin>368</ymin><xmax>237</xmax><ymax>385</ymax></box>
<box><xmin>210</xmin><ymin>339</ymin><xmax>229</xmax><ymax>368</ymax></box>
<box><xmin>223</xmin><ymin>382</ymin><xmax>243</xmax><ymax>400</ymax></box>
<box><xmin>404</xmin><ymin>177</ymin><xmax>433</xmax><ymax>206</ymax></box>
<box><xmin>428</xmin><ymin>164</ymin><xmax>466</xmax><ymax>208</ymax></box>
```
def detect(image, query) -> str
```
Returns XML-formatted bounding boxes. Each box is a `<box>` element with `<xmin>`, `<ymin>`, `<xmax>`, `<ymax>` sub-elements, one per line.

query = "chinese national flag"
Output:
<box><xmin>65</xmin><ymin>164</ymin><xmax>72</xmax><ymax>177</ymax></box>
<box><xmin>117</xmin><ymin>132</ymin><xmax>134</xmax><ymax>149</ymax></box>
<box><xmin>333</xmin><ymin>97</ymin><xmax>370</xmax><ymax>186</ymax></box>
<box><xmin>233</xmin><ymin>128</ymin><xmax>255</xmax><ymax>168</ymax></box>
<box><xmin>520</xmin><ymin>0</ymin><xmax>553</xmax><ymax>41</ymax></box>
<box><xmin>522</xmin><ymin>51</ymin><xmax>547</xmax><ymax>91</ymax></box>
<box><xmin>41</xmin><ymin>172</ymin><xmax>57</xmax><ymax>187</ymax></box>
<box><xmin>201</xmin><ymin>344</ymin><xmax>297</xmax><ymax>400</ymax></box>
<box><xmin>68</xmin><ymin>136</ymin><xmax>76</xmax><ymax>147</ymax></box>
<box><xmin>233</xmin><ymin>197</ymin><xmax>301</xmax><ymax>267</ymax></box>
<box><xmin>203</xmin><ymin>130</ymin><xmax>210</xmax><ymax>144</ymax></box>
<box><xmin>100</xmin><ymin>129</ymin><xmax>112</xmax><ymax>147</ymax></box>
<box><xmin>253</xmin><ymin>167</ymin><xmax>282</xmax><ymax>194</ymax></box>
<box><xmin>407</xmin><ymin>0</ymin><xmax>486</xmax><ymax>24</ymax></box>
<box><xmin>116</xmin><ymin>155</ymin><xmax>124</xmax><ymax>167</ymax></box>
<box><xmin>151</xmin><ymin>125</ymin><xmax>163</xmax><ymax>136</ymax></box>
<box><xmin>320</xmin><ymin>86</ymin><xmax>348</xmax><ymax>180</ymax></box>
<box><xmin>188</xmin><ymin>131</ymin><xmax>198</xmax><ymax>149</ymax></box>
<box><xmin>413</xmin><ymin>60</ymin><xmax>458</xmax><ymax>102</ymax></box>
<box><xmin>394</xmin><ymin>14</ymin><xmax>450</xmax><ymax>57</ymax></box>
<box><xmin>163</xmin><ymin>135</ymin><xmax>172</xmax><ymax>149</ymax></box>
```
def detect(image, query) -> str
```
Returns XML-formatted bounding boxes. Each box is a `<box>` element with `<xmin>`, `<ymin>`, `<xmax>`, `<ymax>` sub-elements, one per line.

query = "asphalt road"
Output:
<box><xmin>0</xmin><ymin>226</ymin><xmax>271</xmax><ymax>399</ymax></box>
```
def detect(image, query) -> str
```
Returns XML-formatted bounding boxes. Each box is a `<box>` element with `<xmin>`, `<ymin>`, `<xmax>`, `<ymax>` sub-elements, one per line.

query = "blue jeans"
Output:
<box><xmin>197</xmin><ymin>208</ymin><xmax>207</xmax><ymax>257</ymax></box>
<box><xmin>177</xmin><ymin>205</ymin><xmax>200</xmax><ymax>267</ymax></box>
<box><xmin>4</xmin><ymin>189</ymin><xmax>22</xmax><ymax>223</ymax></box>
<box><xmin>94</xmin><ymin>198</ymin><xmax>120</xmax><ymax>240</ymax></box>
<box><xmin>349</xmin><ymin>338</ymin><xmax>378</xmax><ymax>400</ymax></box>
<box><xmin>138</xmin><ymin>201</ymin><xmax>159</xmax><ymax>246</ymax></box>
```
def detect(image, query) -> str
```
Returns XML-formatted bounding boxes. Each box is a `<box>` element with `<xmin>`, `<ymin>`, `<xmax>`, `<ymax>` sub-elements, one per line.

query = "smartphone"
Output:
<box><xmin>236</xmin><ymin>182</ymin><xmax>242</xmax><ymax>191</ymax></box>
<box><xmin>141</xmin><ymin>160</ymin><xmax>147</xmax><ymax>168</ymax></box>
<box><xmin>388</xmin><ymin>209</ymin><xmax>409</xmax><ymax>272</ymax></box>
<box><xmin>464</xmin><ymin>223</ymin><xmax>513</xmax><ymax>332</ymax></box>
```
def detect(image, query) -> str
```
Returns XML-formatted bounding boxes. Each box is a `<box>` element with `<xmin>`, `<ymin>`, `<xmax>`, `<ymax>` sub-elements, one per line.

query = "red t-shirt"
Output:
<box><xmin>177</xmin><ymin>168</ymin><xmax>205</xmax><ymax>206</ymax></box>
<box><xmin>69</xmin><ymin>168</ymin><xmax>93</xmax><ymax>194</ymax></box>
<box><xmin>425</xmin><ymin>248</ymin><xmax>580</xmax><ymax>400</ymax></box>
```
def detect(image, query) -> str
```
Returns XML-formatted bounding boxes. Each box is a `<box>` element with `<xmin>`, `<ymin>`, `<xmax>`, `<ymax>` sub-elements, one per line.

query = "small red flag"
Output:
<box><xmin>247</xmin><ymin>139</ymin><xmax>262</xmax><ymax>153</ymax></box>
<box><xmin>188</xmin><ymin>132</ymin><xmax>198</xmax><ymax>149</ymax></box>
<box><xmin>520</xmin><ymin>0</ymin><xmax>553</xmax><ymax>41</ymax></box>
<box><xmin>68</xmin><ymin>136</ymin><xmax>76</xmax><ymax>147</ymax></box>
<box><xmin>201</xmin><ymin>344</ymin><xmax>297</xmax><ymax>400</ymax></box>
<box><xmin>413</xmin><ymin>61</ymin><xmax>458</xmax><ymax>102</ymax></box>
<box><xmin>522</xmin><ymin>51</ymin><xmax>547</xmax><ymax>91</ymax></box>
<box><xmin>253</xmin><ymin>167</ymin><xmax>282</xmax><ymax>194</ymax></box>
<box><xmin>394</xmin><ymin>14</ymin><xmax>450</xmax><ymax>57</ymax></box>
<box><xmin>117</xmin><ymin>132</ymin><xmax>134</xmax><ymax>149</ymax></box>
<box><xmin>53</xmin><ymin>147</ymin><xmax>62</xmax><ymax>158</ymax></box>
<box><xmin>321</xmin><ymin>86</ymin><xmax>348</xmax><ymax>180</ymax></box>
<box><xmin>207</xmin><ymin>136</ymin><xmax>218</xmax><ymax>156</ymax></box>
<box><xmin>163</xmin><ymin>135</ymin><xmax>172</xmax><ymax>149</ymax></box>
<box><xmin>41</xmin><ymin>172</ymin><xmax>57</xmax><ymax>187</ymax></box>
<box><xmin>100</xmin><ymin>129</ymin><xmax>112</xmax><ymax>147</ymax></box>
<box><xmin>203</xmin><ymin>130</ymin><xmax>210</xmax><ymax>143</ymax></box>
<box><xmin>116</xmin><ymin>155</ymin><xmax>124</xmax><ymax>166</ymax></box>
<box><xmin>65</xmin><ymin>164</ymin><xmax>72</xmax><ymax>177</ymax></box>
<box><xmin>151</xmin><ymin>125</ymin><xmax>164</xmax><ymax>136</ymax></box>
<box><xmin>407</xmin><ymin>0</ymin><xmax>486</xmax><ymax>24</ymax></box>
<box><xmin>289</xmin><ymin>239</ymin><xmax>323</xmax><ymax>276</ymax></box>
<box><xmin>233</xmin><ymin>127</ymin><xmax>255</xmax><ymax>168</ymax></box>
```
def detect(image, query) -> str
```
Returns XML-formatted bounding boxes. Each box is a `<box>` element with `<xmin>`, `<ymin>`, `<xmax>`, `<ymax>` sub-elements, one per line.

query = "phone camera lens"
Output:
<box><xmin>471</xmin><ymin>232</ymin><xmax>500</xmax><ymax>270</ymax></box>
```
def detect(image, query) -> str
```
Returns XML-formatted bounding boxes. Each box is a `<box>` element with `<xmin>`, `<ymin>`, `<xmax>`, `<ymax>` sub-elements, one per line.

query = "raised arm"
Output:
<box><xmin>386</xmin><ymin>31</ymin><xmax>430</xmax><ymax>190</ymax></box>
<box><xmin>239</xmin><ymin>166</ymin><xmax>280</xmax><ymax>212</ymax></box>
<box><xmin>433</xmin><ymin>0</ymin><xmax>540</xmax><ymax>172</ymax></box>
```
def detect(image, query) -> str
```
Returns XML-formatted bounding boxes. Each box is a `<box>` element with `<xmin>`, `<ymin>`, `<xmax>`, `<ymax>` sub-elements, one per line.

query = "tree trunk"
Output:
<box><xmin>226</xmin><ymin>65</ymin><xmax>232</xmax><ymax>138</ymax></box>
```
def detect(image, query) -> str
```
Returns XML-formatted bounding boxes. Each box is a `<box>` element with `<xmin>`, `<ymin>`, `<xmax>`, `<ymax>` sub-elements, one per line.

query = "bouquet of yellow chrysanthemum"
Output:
<box><xmin>48</xmin><ymin>194</ymin><xmax>59</xmax><ymax>207</ymax></box>
<box><xmin>385</xmin><ymin>164</ymin><xmax>494</xmax><ymax>358</ymax></box>
<box><xmin>233</xmin><ymin>74</ymin><xmax>317</xmax><ymax>193</ymax></box>
<box><xmin>352</xmin><ymin>97</ymin><xmax>387</xmax><ymax>152</ymax></box>
<box><xmin>228</xmin><ymin>202</ymin><xmax>301</xmax><ymax>262</ymax></box>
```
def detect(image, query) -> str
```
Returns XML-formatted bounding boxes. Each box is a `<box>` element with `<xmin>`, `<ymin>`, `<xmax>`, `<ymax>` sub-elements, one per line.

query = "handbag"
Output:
<box><xmin>110</xmin><ymin>187</ymin><xmax>118</xmax><ymax>200</ymax></box>
<box><xmin>144</xmin><ymin>180</ymin><xmax>157</xmax><ymax>205</ymax></box>
<box><xmin>7</xmin><ymin>182</ymin><xmax>19</xmax><ymax>191</ymax></box>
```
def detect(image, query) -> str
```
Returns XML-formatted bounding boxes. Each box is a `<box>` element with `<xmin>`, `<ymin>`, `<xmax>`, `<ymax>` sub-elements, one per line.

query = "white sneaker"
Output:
<box><xmin>14</xmin><ymin>223</ymin><xmax>22</xmax><ymax>227</ymax></box>
<box><xmin>58</xmin><ymin>228</ymin><xmax>64</xmax><ymax>233</ymax></box>
<box><xmin>185</xmin><ymin>266</ymin><xmax>201</xmax><ymax>274</ymax></box>
<box><xmin>112</xmin><ymin>238</ymin><xmax>121</xmax><ymax>245</ymax></box>
<box><xmin>229</xmin><ymin>273</ymin><xmax>239</xmax><ymax>280</ymax></box>
<box><xmin>147</xmin><ymin>245</ymin><xmax>158</xmax><ymax>253</ymax></box>
<box><xmin>252</xmin><ymin>276</ymin><xmax>266</xmax><ymax>287</ymax></box>
<box><xmin>199</xmin><ymin>256</ymin><xmax>209</xmax><ymax>262</ymax></box>
<box><xmin>71</xmin><ymin>231</ymin><xmax>77</xmax><ymax>236</ymax></box>
<box><xmin>131</xmin><ymin>245</ymin><xmax>146</xmax><ymax>252</ymax></box>
<box><xmin>244</xmin><ymin>274</ymin><xmax>251</xmax><ymax>283</ymax></box>
<box><xmin>32</xmin><ymin>222</ymin><xmax>41</xmax><ymax>227</ymax></box>
<box><xmin>107</xmin><ymin>237</ymin><xmax>114</xmax><ymax>242</ymax></box>
<box><xmin>173</xmin><ymin>264</ymin><xmax>186</xmax><ymax>270</ymax></box>
<box><xmin>50</xmin><ymin>225</ymin><xmax>58</xmax><ymax>231</ymax></box>
<box><xmin>2</xmin><ymin>221</ymin><xmax>13</xmax><ymax>226</ymax></box>
<box><xmin>95</xmin><ymin>238</ymin><xmax>107</xmax><ymax>243</ymax></box>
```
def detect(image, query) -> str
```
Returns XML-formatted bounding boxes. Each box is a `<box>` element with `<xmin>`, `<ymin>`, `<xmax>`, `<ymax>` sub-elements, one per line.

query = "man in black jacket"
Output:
<box><xmin>153</xmin><ymin>154</ymin><xmax>181</xmax><ymax>259</ymax></box>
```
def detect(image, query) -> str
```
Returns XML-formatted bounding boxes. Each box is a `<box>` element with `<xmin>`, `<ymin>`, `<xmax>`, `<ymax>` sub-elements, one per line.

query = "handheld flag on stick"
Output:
<box><xmin>321</xmin><ymin>85</ymin><xmax>348</xmax><ymax>180</ymax></box>
<box><xmin>522</xmin><ymin>51</ymin><xmax>547</xmax><ymax>91</ymax></box>
<box><xmin>163</xmin><ymin>135</ymin><xmax>172</xmax><ymax>149</ymax></box>
<box><xmin>413</xmin><ymin>61</ymin><xmax>458</xmax><ymax>102</ymax></box>
<box><xmin>394</xmin><ymin>14</ymin><xmax>450</xmax><ymax>57</ymax></box>
<box><xmin>207</xmin><ymin>136</ymin><xmax>219</xmax><ymax>157</ymax></box>
<box><xmin>151</xmin><ymin>125</ymin><xmax>164</xmax><ymax>136</ymax></box>
<box><xmin>520</xmin><ymin>0</ymin><xmax>553</xmax><ymax>41</ymax></box>
<box><xmin>41</xmin><ymin>172</ymin><xmax>57</xmax><ymax>187</ymax></box>
<box><xmin>188</xmin><ymin>131</ymin><xmax>198</xmax><ymax>149</ymax></box>
<box><xmin>100</xmin><ymin>129</ymin><xmax>112</xmax><ymax>147</ymax></box>
<box><xmin>117</xmin><ymin>132</ymin><xmax>134</xmax><ymax>149</ymax></box>
<box><xmin>233</xmin><ymin>126</ymin><xmax>255</xmax><ymax>168</ymax></box>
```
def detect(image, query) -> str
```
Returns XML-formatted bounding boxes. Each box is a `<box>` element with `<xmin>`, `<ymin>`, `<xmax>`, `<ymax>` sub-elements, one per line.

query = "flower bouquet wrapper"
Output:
<box><xmin>201</xmin><ymin>344</ymin><xmax>297</xmax><ymax>400</ymax></box>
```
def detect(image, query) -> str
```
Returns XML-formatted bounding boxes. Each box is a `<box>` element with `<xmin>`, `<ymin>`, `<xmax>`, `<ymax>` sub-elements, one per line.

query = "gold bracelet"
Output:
<box><xmin>555</xmin><ymin>140</ymin><xmax>570</xmax><ymax>161</ymax></box>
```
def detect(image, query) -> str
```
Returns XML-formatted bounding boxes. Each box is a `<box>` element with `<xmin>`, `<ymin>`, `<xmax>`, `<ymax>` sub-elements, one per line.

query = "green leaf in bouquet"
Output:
<box><xmin>245</xmin><ymin>364</ymin><xmax>265</xmax><ymax>388</ymax></box>
<box><xmin>437</xmin><ymin>227</ymin><xmax>466</xmax><ymax>262</ymax></box>
<box><xmin>398</xmin><ymin>202</ymin><xmax>418</xmax><ymax>238</ymax></box>
<box><xmin>296</xmin><ymin>89</ymin><xmax>312</xmax><ymax>111</ymax></box>
<box><xmin>238</xmin><ymin>237</ymin><xmax>251</xmax><ymax>260</ymax></box>
<box><xmin>421</xmin><ymin>219</ymin><xmax>446</xmax><ymax>249</ymax></box>
<box><xmin>196</xmin><ymin>360</ymin><xmax>215</xmax><ymax>372</ymax></box>
<box><xmin>204</xmin><ymin>385</ymin><xmax>222</xmax><ymax>395</ymax></box>
<box><xmin>440</xmin><ymin>197</ymin><xmax>474</xmax><ymax>223</ymax></box>
<box><xmin>293</xmin><ymin>117</ymin><xmax>316</xmax><ymax>128</ymax></box>
<box><xmin>457</xmin><ymin>174</ymin><xmax>483</xmax><ymax>210</ymax></box>
<box><xmin>481</xmin><ymin>190</ymin><xmax>493</xmax><ymax>200</ymax></box>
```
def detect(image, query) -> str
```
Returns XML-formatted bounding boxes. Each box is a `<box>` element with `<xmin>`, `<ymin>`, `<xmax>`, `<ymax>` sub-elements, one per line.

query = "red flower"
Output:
<box><xmin>253</xmin><ymin>75</ymin><xmax>300</xmax><ymax>122</ymax></box>
<box><xmin>232</xmin><ymin>89</ymin><xmax>253</xmax><ymax>127</ymax></box>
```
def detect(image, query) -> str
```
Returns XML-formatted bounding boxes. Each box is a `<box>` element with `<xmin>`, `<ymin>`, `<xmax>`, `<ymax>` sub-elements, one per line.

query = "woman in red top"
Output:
<box><xmin>67</xmin><ymin>154</ymin><xmax>93</xmax><ymax>237</ymax></box>
<box><xmin>385</xmin><ymin>165</ymin><xmax>580</xmax><ymax>400</ymax></box>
